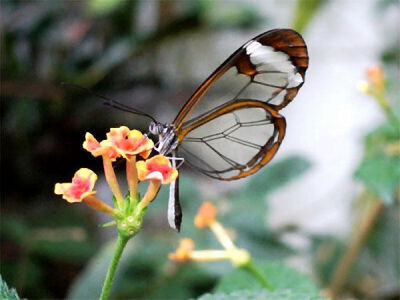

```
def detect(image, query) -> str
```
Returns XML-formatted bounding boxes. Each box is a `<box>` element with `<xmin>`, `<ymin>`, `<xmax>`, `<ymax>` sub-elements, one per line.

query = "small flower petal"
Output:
<box><xmin>168</xmin><ymin>238</ymin><xmax>194</xmax><ymax>262</ymax></box>
<box><xmin>366</xmin><ymin>65</ymin><xmax>385</xmax><ymax>91</ymax></box>
<box><xmin>144</xmin><ymin>171</ymin><xmax>164</xmax><ymax>181</ymax></box>
<box><xmin>54</xmin><ymin>168</ymin><xmax>97</xmax><ymax>203</ymax></box>
<box><xmin>82</xmin><ymin>132</ymin><xmax>100</xmax><ymax>152</ymax></box>
<box><xmin>107</xmin><ymin>126</ymin><xmax>154</xmax><ymax>159</ymax></box>
<box><xmin>137</xmin><ymin>155</ymin><xmax>178</xmax><ymax>185</ymax></box>
<box><xmin>194</xmin><ymin>201</ymin><xmax>217</xmax><ymax>228</ymax></box>
<box><xmin>83</xmin><ymin>133</ymin><xmax>119</xmax><ymax>161</ymax></box>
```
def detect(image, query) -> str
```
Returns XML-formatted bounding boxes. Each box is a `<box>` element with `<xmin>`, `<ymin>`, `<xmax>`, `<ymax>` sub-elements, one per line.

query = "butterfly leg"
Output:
<box><xmin>165</xmin><ymin>156</ymin><xmax>185</xmax><ymax>169</ymax></box>
<box><xmin>167</xmin><ymin>151</ymin><xmax>182</xmax><ymax>231</ymax></box>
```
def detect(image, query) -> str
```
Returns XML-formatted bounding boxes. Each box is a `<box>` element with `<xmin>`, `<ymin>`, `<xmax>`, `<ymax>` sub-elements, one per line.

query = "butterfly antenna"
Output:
<box><xmin>61</xmin><ymin>82</ymin><xmax>157</xmax><ymax>122</ymax></box>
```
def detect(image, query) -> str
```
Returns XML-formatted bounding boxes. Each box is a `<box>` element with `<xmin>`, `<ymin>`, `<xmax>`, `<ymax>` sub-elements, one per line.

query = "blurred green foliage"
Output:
<box><xmin>355</xmin><ymin>118</ymin><xmax>400</xmax><ymax>205</ymax></box>
<box><xmin>198</xmin><ymin>289</ymin><xmax>322</xmax><ymax>300</ymax></box>
<box><xmin>0</xmin><ymin>209</ymin><xmax>99</xmax><ymax>298</ymax></box>
<box><xmin>311</xmin><ymin>203</ymin><xmax>400</xmax><ymax>298</ymax></box>
<box><xmin>292</xmin><ymin>0</ymin><xmax>328</xmax><ymax>33</ymax></box>
<box><xmin>215</xmin><ymin>261</ymin><xmax>320</xmax><ymax>295</ymax></box>
<box><xmin>198</xmin><ymin>0</ymin><xmax>264</xmax><ymax>29</ymax></box>
<box><xmin>87</xmin><ymin>0</ymin><xmax>127</xmax><ymax>16</ymax></box>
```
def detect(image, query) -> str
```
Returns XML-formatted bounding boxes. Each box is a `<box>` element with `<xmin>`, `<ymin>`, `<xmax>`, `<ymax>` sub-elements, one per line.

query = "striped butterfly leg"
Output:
<box><xmin>167</xmin><ymin>151</ymin><xmax>183</xmax><ymax>231</ymax></box>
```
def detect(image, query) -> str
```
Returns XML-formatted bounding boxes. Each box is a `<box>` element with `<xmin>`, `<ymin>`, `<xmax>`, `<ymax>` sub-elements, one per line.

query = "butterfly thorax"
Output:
<box><xmin>149</xmin><ymin>121</ymin><xmax>178</xmax><ymax>155</ymax></box>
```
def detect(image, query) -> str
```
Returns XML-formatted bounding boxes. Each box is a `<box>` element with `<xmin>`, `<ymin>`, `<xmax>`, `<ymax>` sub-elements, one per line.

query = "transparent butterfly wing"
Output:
<box><xmin>177</xmin><ymin>100</ymin><xmax>285</xmax><ymax>180</ymax></box>
<box><xmin>174</xmin><ymin>29</ymin><xmax>308</xmax><ymax>180</ymax></box>
<box><xmin>173</xmin><ymin>29</ymin><xmax>308</xmax><ymax>128</ymax></box>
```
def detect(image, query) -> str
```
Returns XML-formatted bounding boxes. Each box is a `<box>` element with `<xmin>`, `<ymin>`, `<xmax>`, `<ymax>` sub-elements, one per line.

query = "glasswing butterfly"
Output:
<box><xmin>109</xmin><ymin>28</ymin><xmax>309</xmax><ymax>231</ymax></box>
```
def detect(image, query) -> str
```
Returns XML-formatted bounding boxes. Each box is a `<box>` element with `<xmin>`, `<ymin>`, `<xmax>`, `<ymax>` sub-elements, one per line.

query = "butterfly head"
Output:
<box><xmin>149</xmin><ymin>122</ymin><xmax>178</xmax><ymax>155</ymax></box>
<box><xmin>149</xmin><ymin>121</ymin><xmax>165</xmax><ymax>136</ymax></box>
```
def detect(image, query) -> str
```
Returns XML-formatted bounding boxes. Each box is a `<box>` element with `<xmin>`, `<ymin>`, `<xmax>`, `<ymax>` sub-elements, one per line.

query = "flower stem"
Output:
<box><xmin>100</xmin><ymin>234</ymin><xmax>129</xmax><ymax>300</ymax></box>
<box><xmin>241</xmin><ymin>260</ymin><xmax>274</xmax><ymax>292</ymax></box>
<box><xmin>210</xmin><ymin>221</ymin><xmax>235</xmax><ymax>249</ymax></box>
<box><xmin>126</xmin><ymin>156</ymin><xmax>138</xmax><ymax>201</ymax></box>
<box><xmin>84</xmin><ymin>195</ymin><xmax>117</xmax><ymax>216</ymax></box>
<box><xmin>376</xmin><ymin>93</ymin><xmax>397</xmax><ymax>121</ymax></box>
<box><xmin>137</xmin><ymin>180</ymin><xmax>161</xmax><ymax>211</ymax></box>
<box><xmin>102</xmin><ymin>155</ymin><xmax>124</xmax><ymax>208</ymax></box>
<box><xmin>328</xmin><ymin>193</ymin><xmax>384</xmax><ymax>299</ymax></box>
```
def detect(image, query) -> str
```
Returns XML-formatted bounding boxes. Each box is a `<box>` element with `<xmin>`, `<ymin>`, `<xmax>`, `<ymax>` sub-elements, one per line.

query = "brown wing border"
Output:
<box><xmin>176</xmin><ymin>100</ymin><xmax>286</xmax><ymax>180</ymax></box>
<box><xmin>173</xmin><ymin>28</ymin><xmax>308</xmax><ymax>129</ymax></box>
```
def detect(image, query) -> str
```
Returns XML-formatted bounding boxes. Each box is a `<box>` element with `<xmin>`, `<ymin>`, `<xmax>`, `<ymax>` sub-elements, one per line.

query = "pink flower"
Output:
<box><xmin>107</xmin><ymin>126</ymin><xmax>154</xmax><ymax>159</ymax></box>
<box><xmin>83</xmin><ymin>133</ymin><xmax>119</xmax><ymax>161</ymax></box>
<box><xmin>54</xmin><ymin>168</ymin><xmax>97</xmax><ymax>203</ymax></box>
<box><xmin>136</xmin><ymin>155</ymin><xmax>178</xmax><ymax>185</ymax></box>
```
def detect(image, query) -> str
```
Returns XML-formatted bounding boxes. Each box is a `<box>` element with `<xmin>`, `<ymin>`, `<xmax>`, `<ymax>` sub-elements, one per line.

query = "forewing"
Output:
<box><xmin>173</xmin><ymin>29</ymin><xmax>308</xmax><ymax>129</ymax></box>
<box><xmin>176</xmin><ymin>101</ymin><xmax>286</xmax><ymax>180</ymax></box>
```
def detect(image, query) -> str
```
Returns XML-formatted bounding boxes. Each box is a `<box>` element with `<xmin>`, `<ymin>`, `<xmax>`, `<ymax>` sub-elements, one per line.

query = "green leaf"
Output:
<box><xmin>223</xmin><ymin>155</ymin><xmax>311</xmax><ymax>226</ymax></box>
<box><xmin>198</xmin><ymin>289</ymin><xmax>323</xmax><ymax>300</ymax></box>
<box><xmin>214</xmin><ymin>261</ymin><xmax>320</xmax><ymax>295</ymax></box>
<box><xmin>355</xmin><ymin>119</ymin><xmax>400</xmax><ymax>205</ymax></box>
<box><xmin>240</xmin><ymin>155</ymin><xmax>312</xmax><ymax>200</ymax></box>
<box><xmin>218</xmin><ymin>156</ymin><xmax>311</xmax><ymax>259</ymax></box>
<box><xmin>355</xmin><ymin>155</ymin><xmax>399</xmax><ymax>204</ymax></box>
<box><xmin>310</xmin><ymin>235</ymin><xmax>345</xmax><ymax>286</ymax></box>
<box><xmin>0</xmin><ymin>275</ymin><xmax>20</xmax><ymax>300</ymax></box>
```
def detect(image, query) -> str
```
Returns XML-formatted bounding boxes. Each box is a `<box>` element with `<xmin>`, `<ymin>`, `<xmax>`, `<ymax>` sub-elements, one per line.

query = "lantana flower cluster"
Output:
<box><xmin>169</xmin><ymin>201</ymin><xmax>250</xmax><ymax>267</ymax></box>
<box><xmin>169</xmin><ymin>202</ymin><xmax>274</xmax><ymax>291</ymax></box>
<box><xmin>357</xmin><ymin>65</ymin><xmax>393</xmax><ymax>116</ymax></box>
<box><xmin>54</xmin><ymin>126</ymin><xmax>178</xmax><ymax>237</ymax></box>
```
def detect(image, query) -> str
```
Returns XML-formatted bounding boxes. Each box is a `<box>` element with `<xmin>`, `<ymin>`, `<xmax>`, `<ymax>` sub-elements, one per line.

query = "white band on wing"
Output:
<box><xmin>244</xmin><ymin>40</ymin><xmax>303</xmax><ymax>88</ymax></box>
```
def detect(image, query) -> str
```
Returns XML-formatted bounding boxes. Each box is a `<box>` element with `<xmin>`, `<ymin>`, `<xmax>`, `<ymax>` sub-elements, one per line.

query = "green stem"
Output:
<box><xmin>241</xmin><ymin>260</ymin><xmax>274</xmax><ymax>292</ymax></box>
<box><xmin>100</xmin><ymin>234</ymin><xmax>129</xmax><ymax>300</ymax></box>
<box><xmin>376</xmin><ymin>93</ymin><xmax>397</xmax><ymax>121</ymax></box>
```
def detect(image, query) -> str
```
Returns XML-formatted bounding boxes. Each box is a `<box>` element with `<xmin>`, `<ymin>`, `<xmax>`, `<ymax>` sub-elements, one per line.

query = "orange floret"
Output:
<box><xmin>54</xmin><ymin>168</ymin><xmax>97</xmax><ymax>203</ymax></box>
<box><xmin>194</xmin><ymin>201</ymin><xmax>217</xmax><ymax>228</ymax></box>
<box><xmin>136</xmin><ymin>155</ymin><xmax>178</xmax><ymax>185</ymax></box>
